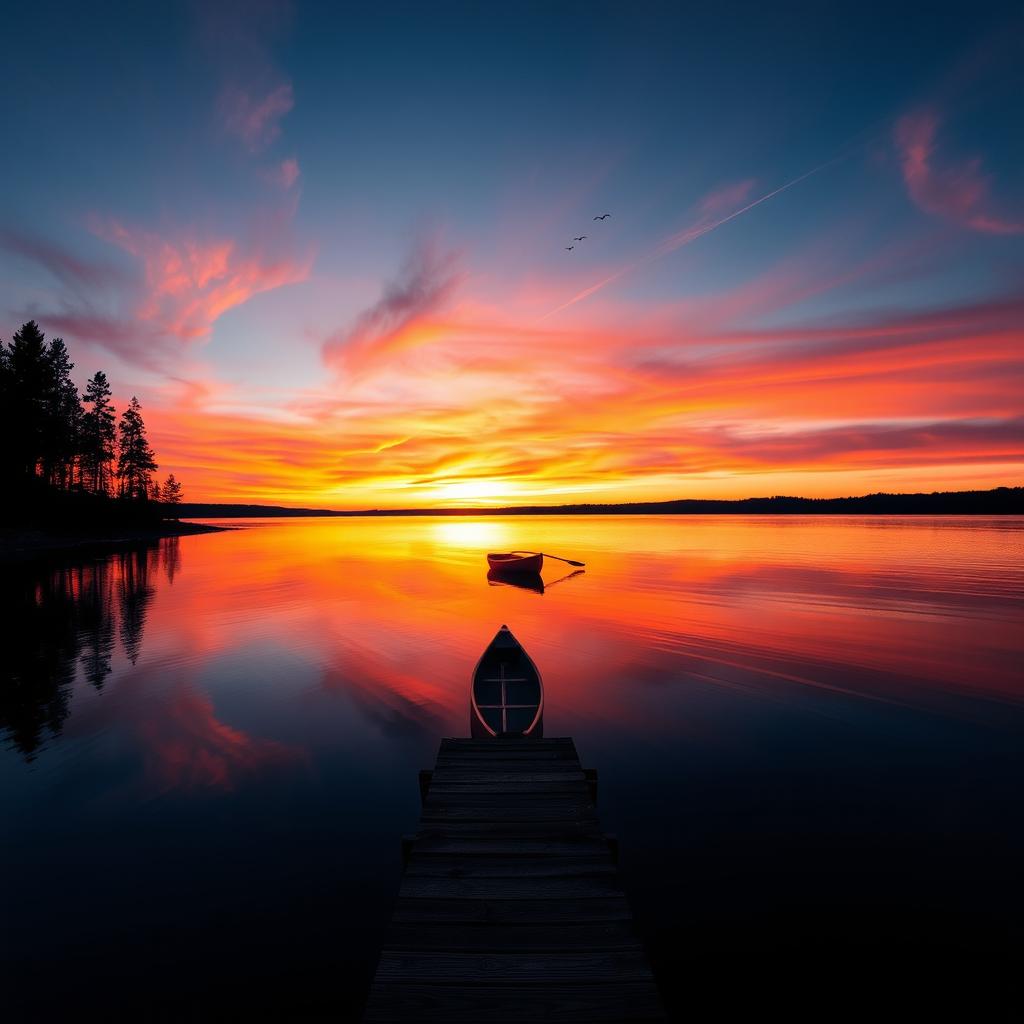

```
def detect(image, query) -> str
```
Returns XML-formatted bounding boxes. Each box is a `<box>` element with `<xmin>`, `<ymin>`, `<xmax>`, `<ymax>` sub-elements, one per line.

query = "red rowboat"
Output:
<box><xmin>486</xmin><ymin>551</ymin><xmax>544</xmax><ymax>574</ymax></box>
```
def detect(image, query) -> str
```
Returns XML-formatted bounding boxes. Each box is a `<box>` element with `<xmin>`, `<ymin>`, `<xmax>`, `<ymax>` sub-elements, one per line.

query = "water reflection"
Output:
<box><xmin>0</xmin><ymin>539</ymin><xmax>175</xmax><ymax>758</ymax></box>
<box><xmin>4</xmin><ymin>517</ymin><xmax>1022</xmax><ymax>761</ymax></box>
<box><xmin>136</xmin><ymin>683</ymin><xmax>304</xmax><ymax>793</ymax></box>
<box><xmin>2</xmin><ymin>516</ymin><xmax>1023</xmax><ymax>1020</ymax></box>
<box><xmin>487</xmin><ymin>567</ymin><xmax>545</xmax><ymax>593</ymax></box>
<box><xmin>486</xmin><ymin>566</ymin><xmax>586</xmax><ymax>593</ymax></box>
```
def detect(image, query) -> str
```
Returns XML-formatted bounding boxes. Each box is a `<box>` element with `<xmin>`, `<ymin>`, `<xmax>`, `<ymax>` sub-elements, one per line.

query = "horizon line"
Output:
<box><xmin>170</xmin><ymin>484</ymin><xmax>1023</xmax><ymax>517</ymax></box>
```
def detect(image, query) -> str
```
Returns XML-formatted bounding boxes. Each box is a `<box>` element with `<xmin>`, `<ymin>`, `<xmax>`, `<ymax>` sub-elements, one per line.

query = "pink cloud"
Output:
<box><xmin>265</xmin><ymin>156</ymin><xmax>301</xmax><ymax>189</ymax></box>
<box><xmin>5</xmin><ymin>215</ymin><xmax>312</xmax><ymax>367</ymax></box>
<box><xmin>94</xmin><ymin>218</ymin><xmax>312</xmax><ymax>340</ymax></box>
<box><xmin>894</xmin><ymin>109</ymin><xmax>1022</xmax><ymax>235</ymax></box>
<box><xmin>694</xmin><ymin>179</ymin><xmax>756</xmax><ymax>220</ymax></box>
<box><xmin>219</xmin><ymin>82</ymin><xmax>294</xmax><ymax>152</ymax></box>
<box><xmin>137</xmin><ymin>685</ymin><xmax>304</xmax><ymax>793</ymax></box>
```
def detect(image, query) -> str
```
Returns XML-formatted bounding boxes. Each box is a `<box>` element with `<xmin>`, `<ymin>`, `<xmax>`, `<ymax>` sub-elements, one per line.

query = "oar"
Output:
<box><xmin>512</xmin><ymin>550</ymin><xmax>586</xmax><ymax>567</ymax></box>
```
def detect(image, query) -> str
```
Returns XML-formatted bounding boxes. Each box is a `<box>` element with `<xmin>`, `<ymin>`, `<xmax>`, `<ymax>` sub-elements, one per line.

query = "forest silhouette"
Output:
<box><xmin>0</xmin><ymin>320</ymin><xmax>183</xmax><ymax>528</ymax></box>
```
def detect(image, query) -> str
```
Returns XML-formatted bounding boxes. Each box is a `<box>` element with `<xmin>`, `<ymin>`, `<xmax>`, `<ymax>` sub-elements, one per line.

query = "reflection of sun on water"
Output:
<box><xmin>431</xmin><ymin>520</ymin><xmax>513</xmax><ymax>551</ymax></box>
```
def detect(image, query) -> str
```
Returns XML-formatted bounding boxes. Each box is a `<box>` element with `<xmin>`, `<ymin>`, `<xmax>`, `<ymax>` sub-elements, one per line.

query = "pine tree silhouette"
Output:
<box><xmin>82</xmin><ymin>371</ymin><xmax>116</xmax><ymax>495</ymax></box>
<box><xmin>117</xmin><ymin>396</ymin><xmax>158</xmax><ymax>500</ymax></box>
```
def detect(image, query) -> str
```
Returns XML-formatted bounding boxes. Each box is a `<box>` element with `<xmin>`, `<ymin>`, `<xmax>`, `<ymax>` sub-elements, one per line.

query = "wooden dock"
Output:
<box><xmin>362</xmin><ymin>736</ymin><xmax>666</xmax><ymax>1022</ymax></box>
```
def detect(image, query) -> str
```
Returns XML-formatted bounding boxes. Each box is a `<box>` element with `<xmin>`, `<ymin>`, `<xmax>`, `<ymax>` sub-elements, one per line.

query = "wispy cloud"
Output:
<box><xmin>219</xmin><ymin>82</ymin><xmax>295</xmax><ymax>152</ymax></box>
<box><xmin>4</xmin><ymin>209</ymin><xmax>312</xmax><ymax>368</ymax></box>
<box><xmin>894</xmin><ymin>108</ymin><xmax>1022</xmax><ymax>235</ymax></box>
<box><xmin>265</xmin><ymin>156</ymin><xmax>301</xmax><ymax>190</ymax></box>
<box><xmin>137</xmin><ymin>684</ymin><xmax>305</xmax><ymax>793</ymax></box>
<box><xmin>93</xmin><ymin>216</ymin><xmax>312</xmax><ymax>341</ymax></box>
<box><xmin>30</xmin><ymin>308</ymin><xmax>149</xmax><ymax>350</ymax></box>
<box><xmin>322</xmin><ymin>237</ymin><xmax>464</xmax><ymax>374</ymax></box>
<box><xmin>694</xmin><ymin>179</ymin><xmax>756</xmax><ymax>220</ymax></box>
<box><xmin>0</xmin><ymin>225</ymin><xmax>129</xmax><ymax>292</ymax></box>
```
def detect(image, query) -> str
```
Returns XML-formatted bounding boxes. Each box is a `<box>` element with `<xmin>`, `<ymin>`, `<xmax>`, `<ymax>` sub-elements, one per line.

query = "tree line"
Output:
<box><xmin>0</xmin><ymin>320</ymin><xmax>182</xmax><ymax>505</ymax></box>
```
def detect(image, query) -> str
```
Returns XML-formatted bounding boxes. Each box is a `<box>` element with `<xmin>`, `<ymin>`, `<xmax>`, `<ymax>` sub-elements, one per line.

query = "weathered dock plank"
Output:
<box><xmin>362</xmin><ymin>737</ymin><xmax>666</xmax><ymax>1021</ymax></box>
<box><xmin>404</xmin><ymin>853</ymin><xmax>616</xmax><ymax>877</ymax></box>
<box><xmin>383</xmin><ymin>921</ymin><xmax>643</xmax><ymax>951</ymax></box>
<box><xmin>362</xmin><ymin>983</ymin><xmax>667</xmax><ymax>1023</ymax></box>
<box><xmin>388</xmin><ymin>895</ymin><xmax>635</xmax><ymax>925</ymax></box>
<box><xmin>373</xmin><ymin>950</ymin><xmax>656</xmax><ymax>983</ymax></box>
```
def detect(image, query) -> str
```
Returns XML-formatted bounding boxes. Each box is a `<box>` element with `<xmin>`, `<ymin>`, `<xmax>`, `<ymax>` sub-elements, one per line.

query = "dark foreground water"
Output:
<box><xmin>2</xmin><ymin>516</ymin><xmax>1022</xmax><ymax>1020</ymax></box>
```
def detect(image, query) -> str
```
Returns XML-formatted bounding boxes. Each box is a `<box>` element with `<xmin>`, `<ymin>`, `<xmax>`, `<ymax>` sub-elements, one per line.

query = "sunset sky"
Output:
<box><xmin>2</xmin><ymin>1</ymin><xmax>1022</xmax><ymax>507</ymax></box>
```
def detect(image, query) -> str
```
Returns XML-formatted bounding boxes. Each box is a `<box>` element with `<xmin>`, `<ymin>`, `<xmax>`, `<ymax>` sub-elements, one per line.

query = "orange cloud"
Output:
<box><xmin>894</xmin><ymin>109</ymin><xmax>1023</xmax><ymax>235</ymax></box>
<box><xmin>142</xmin><ymin>272</ymin><xmax>1024</xmax><ymax>507</ymax></box>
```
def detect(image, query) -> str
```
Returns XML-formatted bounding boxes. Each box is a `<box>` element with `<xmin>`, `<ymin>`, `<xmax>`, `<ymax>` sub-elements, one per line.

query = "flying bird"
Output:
<box><xmin>574</xmin><ymin>235</ymin><xmax>587</xmax><ymax>241</ymax></box>
<box><xmin>565</xmin><ymin>245</ymin><xmax>574</xmax><ymax>251</ymax></box>
<box><xmin>593</xmin><ymin>213</ymin><xmax>611</xmax><ymax>220</ymax></box>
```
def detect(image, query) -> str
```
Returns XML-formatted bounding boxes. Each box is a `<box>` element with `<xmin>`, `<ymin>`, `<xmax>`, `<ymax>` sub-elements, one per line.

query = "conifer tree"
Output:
<box><xmin>82</xmin><ymin>372</ymin><xmax>117</xmax><ymax>495</ymax></box>
<box><xmin>42</xmin><ymin>338</ymin><xmax>84</xmax><ymax>488</ymax></box>
<box><xmin>161</xmin><ymin>473</ymin><xmax>183</xmax><ymax>515</ymax></box>
<box><xmin>5</xmin><ymin>320</ymin><xmax>49</xmax><ymax>478</ymax></box>
<box><xmin>0</xmin><ymin>337</ymin><xmax>12</xmax><ymax>482</ymax></box>
<box><xmin>117</xmin><ymin>396</ymin><xmax>157</xmax><ymax>500</ymax></box>
<box><xmin>0</xmin><ymin>324</ymin><xmax>173</xmax><ymax>508</ymax></box>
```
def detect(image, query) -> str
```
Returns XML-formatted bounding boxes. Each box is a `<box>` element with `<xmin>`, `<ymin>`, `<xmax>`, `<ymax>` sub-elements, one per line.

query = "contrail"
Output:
<box><xmin>540</xmin><ymin>156</ymin><xmax>842</xmax><ymax>321</ymax></box>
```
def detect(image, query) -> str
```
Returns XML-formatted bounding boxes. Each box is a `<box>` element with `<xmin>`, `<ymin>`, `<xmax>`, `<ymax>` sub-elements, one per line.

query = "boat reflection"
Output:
<box><xmin>487</xmin><ymin>568</ymin><xmax>545</xmax><ymax>593</ymax></box>
<box><xmin>486</xmin><ymin>567</ymin><xmax>585</xmax><ymax>595</ymax></box>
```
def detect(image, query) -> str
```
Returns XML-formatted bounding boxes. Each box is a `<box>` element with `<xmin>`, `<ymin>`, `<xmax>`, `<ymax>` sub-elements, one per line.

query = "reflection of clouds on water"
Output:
<box><xmin>57</xmin><ymin>656</ymin><xmax>311</xmax><ymax>797</ymax></box>
<box><xmin>322</xmin><ymin>665</ymin><xmax>447</xmax><ymax>741</ymax></box>
<box><xmin>0</xmin><ymin>539</ymin><xmax>177</xmax><ymax>759</ymax></box>
<box><xmin>135</xmin><ymin>683</ymin><xmax>306</xmax><ymax>794</ymax></box>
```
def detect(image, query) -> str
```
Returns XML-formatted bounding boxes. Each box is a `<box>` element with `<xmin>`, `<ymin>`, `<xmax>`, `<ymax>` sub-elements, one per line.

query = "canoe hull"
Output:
<box><xmin>471</xmin><ymin>625</ymin><xmax>544</xmax><ymax>738</ymax></box>
<box><xmin>486</xmin><ymin>552</ymin><xmax>544</xmax><ymax>575</ymax></box>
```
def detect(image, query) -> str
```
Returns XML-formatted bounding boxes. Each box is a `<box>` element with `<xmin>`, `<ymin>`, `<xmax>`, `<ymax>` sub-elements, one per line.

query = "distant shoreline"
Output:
<box><xmin>0</xmin><ymin>520</ymin><xmax>227</xmax><ymax>563</ymax></box>
<box><xmin>175</xmin><ymin>486</ymin><xmax>1023</xmax><ymax>519</ymax></box>
<box><xmin>4</xmin><ymin>488</ymin><xmax>1018</xmax><ymax>561</ymax></box>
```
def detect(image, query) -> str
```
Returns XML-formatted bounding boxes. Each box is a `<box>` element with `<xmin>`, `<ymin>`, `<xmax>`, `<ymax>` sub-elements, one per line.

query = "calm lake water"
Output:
<box><xmin>3</xmin><ymin>516</ymin><xmax>1023</xmax><ymax>1020</ymax></box>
